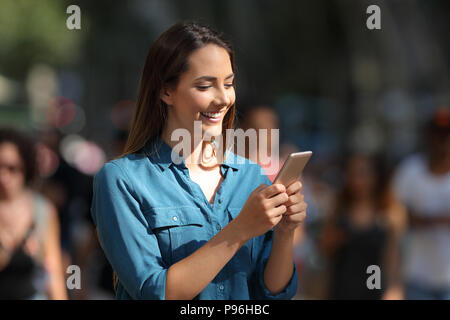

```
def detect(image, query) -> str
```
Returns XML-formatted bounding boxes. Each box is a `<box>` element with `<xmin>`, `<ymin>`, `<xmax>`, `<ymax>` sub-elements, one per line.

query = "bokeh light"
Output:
<box><xmin>60</xmin><ymin>134</ymin><xmax>106</xmax><ymax>176</ymax></box>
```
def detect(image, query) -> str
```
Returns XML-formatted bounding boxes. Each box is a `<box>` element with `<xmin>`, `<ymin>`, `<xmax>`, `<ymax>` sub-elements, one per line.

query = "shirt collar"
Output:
<box><xmin>143</xmin><ymin>136</ymin><xmax>240</xmax><ymax>172</ymax></box>
<box><xmin>142</xmin><ymin>137</ymin><xmax>174</xmax><ymax>171</ymax></box>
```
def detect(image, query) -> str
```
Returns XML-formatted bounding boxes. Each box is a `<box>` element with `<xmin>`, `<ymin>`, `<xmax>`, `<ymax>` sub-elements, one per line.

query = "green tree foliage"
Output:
<box><xmin>0</xmin><ymin>0</ymin><xmax>83</xmax><ymax>79</ymax></box>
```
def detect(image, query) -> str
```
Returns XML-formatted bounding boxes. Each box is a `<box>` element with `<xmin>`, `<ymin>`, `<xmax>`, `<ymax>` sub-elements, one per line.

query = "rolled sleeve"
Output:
<box><xmin>91</xmin><ymin>162</ymin><xmax>167</xmax><ymax>299</ymax></box>
<box><xmin>249</xmin><ymin>231</ymin><xmax>298</xmax><ymax>300</ymax></box>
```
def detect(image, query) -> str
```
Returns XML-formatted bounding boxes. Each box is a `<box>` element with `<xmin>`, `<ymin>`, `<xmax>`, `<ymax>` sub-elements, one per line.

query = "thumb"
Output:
<box><xmin>250</xmin><ymin>184</ymin><xmax>267</xmax><ymax>197</ymax></box>
<box><xmin>255</xmin><ymin>184</ymin><xmax>268</xmax><ymax>192</ymax></box>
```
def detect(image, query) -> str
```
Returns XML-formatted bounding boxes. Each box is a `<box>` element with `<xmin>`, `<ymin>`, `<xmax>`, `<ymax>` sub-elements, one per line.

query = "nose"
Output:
<box><xmin>214</xmin><ymin>86</ymin><xmax>232</xmax><ymax>108</ymax></box>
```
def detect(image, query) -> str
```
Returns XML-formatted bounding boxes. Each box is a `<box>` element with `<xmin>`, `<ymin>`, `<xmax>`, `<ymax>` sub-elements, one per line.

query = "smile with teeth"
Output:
<box><xmin>200</xmin><ymin>111</ymin><xmax>223</xmax><ymax>119</ymax></box>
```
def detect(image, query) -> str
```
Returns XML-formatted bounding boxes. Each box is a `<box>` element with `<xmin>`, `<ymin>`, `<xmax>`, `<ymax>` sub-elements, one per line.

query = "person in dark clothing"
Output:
<box><xmin>320</xmin><ymin>154</ymin><xmax>407</xmax><ymax>299</ymax></box>
<box><xmin>0</xmin><ymin>223</ymin><xmax>38</xmax><ymax>299</ymax></box>
<box><xmin>0</xmin><ymin>128</ymin><xmax>67</xmax><ymax>299</ymax></box>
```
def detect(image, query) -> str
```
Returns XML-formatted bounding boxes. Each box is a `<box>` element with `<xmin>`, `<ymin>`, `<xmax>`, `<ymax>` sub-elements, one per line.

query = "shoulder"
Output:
<box><xmin>30</xmin><ymin>191</ymin><xmax>53</xmax><ymax>219</ymax></box>
<box><xmin>399</xmin><ymin>153</ymin><xmax>425</xmax><ymax>170</ymax></box>
<box><xmin>101</xmin><ymin>152</ymin><xmax>148</xmax><ymax>174</ymax></box>
<box><xmin>30</xmin><ymin>191</ymin><xmax>57</xmax><ymax>237</ymax></box>
<box><xmin>31</xmin><ymin>190</ymin><xmax>51</xmax><ymax>208</ymax></box>
<box><xmin>94</xmin><ymin>152</ymin><xmax>153</xmax><ymax>184</ymax></box>
<box><xmin>392</xmin><ymin>153</ymin><xmax>426</xmax><ymax>200</ymax></box>
<box><xmin>394</xmin><ymin>153</ymin><xmax>426</xmax><ymax>179</ymax></box>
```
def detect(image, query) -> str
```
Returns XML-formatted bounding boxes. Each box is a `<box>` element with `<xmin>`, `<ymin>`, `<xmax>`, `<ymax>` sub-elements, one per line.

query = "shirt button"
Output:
<box><xmin>218</xmin><ymin>198</ymin><xmax>222</xmax><ymax>204</ymax></box>
<box><xmin>219</xmin><ymin>285</ymin><xmax>224</xmax><ymax>291</ymax></box>
<box><xmin>172</xmin><ymin>216</ymin><xmax>178</xmax><ymax>222</ymax></box>
<box><xmin>216</xmin><ymin>224</ymin><xmax>221</xmax><ymax>231</ymax></box>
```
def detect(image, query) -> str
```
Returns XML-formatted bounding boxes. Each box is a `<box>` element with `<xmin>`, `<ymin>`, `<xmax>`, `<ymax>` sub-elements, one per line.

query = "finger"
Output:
<box><xmin>267</xmin><ymin>192</ymin><xmax>289</xmax><ymax>207</ymax></box>
<box><xmin>252</xmin><ymin>184</ymin><xmax>268</xmax><ymax>197</ymax></box>
<box><xmin>285</xmin><ymin>193</ymin><xmax>304</xmax><ymax>206</ymax></box>
<box><xmin>254</xmin><ymin>184</ymin><xmax>268</xmax><ymax>193</ymax></box>
<box><xmin>286</xmin><ymin>180</ymin><xmax>302</xmax><ymax>196</ymax></box>
<box><xmin>260</xmin><ymin>183</ymin><xmax>286</xmax><ymax>199</ymax></box>
<box><xmin>269</xmin><ymin>204</ymin><xmax>287</xmax><ymax>217</ymax></box>
<box><xmin>285</xmin><ymin>202</ymin><xmax>308</xmax><ymax>215</ymax></box>
<box><xmin>284</xmin><ymin>210</ymin><xmax>307</xmax><ymax>224</ymax></box>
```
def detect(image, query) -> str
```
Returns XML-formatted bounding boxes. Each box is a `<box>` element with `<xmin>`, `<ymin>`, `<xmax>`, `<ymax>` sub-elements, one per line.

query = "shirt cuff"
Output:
<box><xmin>257</xmin><ymin>258</ymin><xmax>298</xmax><ymax>300</ymax></box>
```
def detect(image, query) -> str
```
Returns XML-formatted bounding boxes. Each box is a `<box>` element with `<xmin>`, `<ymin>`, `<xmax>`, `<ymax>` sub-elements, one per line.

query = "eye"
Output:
<box><xmin>224</xmin><ymin>83</ymin><xmax>234</xmax><ymax>89</ymax></box>
<box><xmin>196</xmin><ymin>85</ymin><xmax>211</xmax><ymax>91</ymax></box>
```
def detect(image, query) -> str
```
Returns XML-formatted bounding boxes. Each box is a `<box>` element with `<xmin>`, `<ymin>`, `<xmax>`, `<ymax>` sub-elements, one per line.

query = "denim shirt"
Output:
<box><xmin>90</xmin><ymin>137</ymin><xmax>298</xmax><ymax>300</ymax></box>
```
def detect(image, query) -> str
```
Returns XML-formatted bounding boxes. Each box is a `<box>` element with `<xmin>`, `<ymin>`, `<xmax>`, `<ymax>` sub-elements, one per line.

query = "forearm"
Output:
<box><xmin>0</xmin><ymin>249</ymin><xmax>10</xmax><ymax>271</ymax></box>
<box><xmin>165</xmin><ymin>218</ymin><xmax>248</xmax><ymax>300</ymax></box>
<box><xmin>44</xmin><ymin>237</ymin><xmax>68</xmax><ymax>300</ymax></box>
<box><xmin>47</xmin><ymin>267</ymin><xmax>68</xmax><ymax>300</ymax></box>
<box><xmin>381</xmin><ymin>231</ymin><xmax>405</xmax><ymax>300</ymax></box>
<box><xmin>263</xmin><ymin>229</ymin><xmax>295</xmax><ymax>295</ymax></box>
<box><xmin>0</xmin><ymin>234</ymin><xmax>13</xmax><ymax>271</ymax></box>
<box><xmin>384</xmin><ymin>233</ymin><xmax>402</xmax><ymax>288</ymax></box>
<box><xmin>45</xmin><ymin>206</ymin><xmax>68</xmax><ymax>300</ymax></box>
<box><xmin>409</xmin><ymin>209</ymin><xmax>450</xmax><ymax>228</ymax></box>
<box><xmin>45</xmin><ymin>243</ymin><xmax>68</xmax><ymax>300</ymax></box>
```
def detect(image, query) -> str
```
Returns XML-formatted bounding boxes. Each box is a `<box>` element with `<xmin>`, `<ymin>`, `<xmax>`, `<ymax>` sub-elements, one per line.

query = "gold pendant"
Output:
<box><xmin>201</xmin><ymin>137</ymin><xmax>217</xmax><ymax>166</ymax></box>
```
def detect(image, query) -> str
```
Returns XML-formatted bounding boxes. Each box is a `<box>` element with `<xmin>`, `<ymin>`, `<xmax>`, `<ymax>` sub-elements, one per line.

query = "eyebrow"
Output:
<box><xmin>194</xmin><ymin>73</ymin><xmax>235</xmax><ymax>82</ymax></box>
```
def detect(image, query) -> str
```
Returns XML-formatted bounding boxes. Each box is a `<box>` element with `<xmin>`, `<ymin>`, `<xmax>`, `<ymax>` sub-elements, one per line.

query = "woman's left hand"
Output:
<box><xmin>274</xmin><ymin>181</ymin><xmax>307</xmax><ymax>234</ymax></box>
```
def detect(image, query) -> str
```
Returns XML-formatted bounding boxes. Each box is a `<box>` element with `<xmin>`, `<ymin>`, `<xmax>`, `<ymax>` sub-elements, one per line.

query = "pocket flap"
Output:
<box><xmin>145</xmin><ymin>206</ymin><xmax>204</xmax><ymax>229</ymax></box>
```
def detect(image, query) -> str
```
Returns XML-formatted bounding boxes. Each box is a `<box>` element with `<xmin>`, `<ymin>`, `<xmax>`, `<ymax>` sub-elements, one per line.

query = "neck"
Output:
<box><xmin>352</xmin><ymin>192</ymin><xmax>374</xmax><ymax>205</ymax></box>
<box><xmin>161</xmin><ymin>128</ymin><xmax>220</xmax><ymax>170</ymax></box>
<box><xmin>0</xmin><ymin>188</ymin><xmax>27</xmax><ymax>203</ymax></box>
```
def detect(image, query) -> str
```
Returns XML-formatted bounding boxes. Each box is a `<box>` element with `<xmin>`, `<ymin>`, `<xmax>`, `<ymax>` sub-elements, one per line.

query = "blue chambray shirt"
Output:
<box><xmin>90</xmin><ymin>137</ymin><xmax>298</xmax><ymax>300</ymax></box>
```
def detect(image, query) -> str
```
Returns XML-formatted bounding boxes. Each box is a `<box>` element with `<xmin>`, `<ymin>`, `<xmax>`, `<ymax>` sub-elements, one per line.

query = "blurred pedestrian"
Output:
<box><xmin>320</xmin><ymin>153</ymin><xmax>406</xmax><ymax>299</ymax></box>
<box><xmin>0</xmin><ymin>128</ymin><xmax>67</xmax><ymax>299</ymax></box>
<box><xmin>393</xmin><ymin>107</ymin><xmax>450</xmax><ymax>300</ymax></box>
<box><xmin>239</xmin><ymin>105</ymin><xmax>280</xmax><ymax>181</ymax></box>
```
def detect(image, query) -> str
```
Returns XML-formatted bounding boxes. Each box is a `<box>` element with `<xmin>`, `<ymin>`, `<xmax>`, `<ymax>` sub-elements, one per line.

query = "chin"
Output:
<box><xmin>202</xmin><ymin>123</ymin><xmax>223</xmax><ymax>138</ymax></box>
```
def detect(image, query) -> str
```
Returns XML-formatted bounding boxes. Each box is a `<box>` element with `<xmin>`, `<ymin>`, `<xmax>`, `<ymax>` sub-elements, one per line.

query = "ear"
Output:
<box><xmin>160</xmin><ymin>87</ymin><xmax>173</xmax><ymax>106</ymax></box>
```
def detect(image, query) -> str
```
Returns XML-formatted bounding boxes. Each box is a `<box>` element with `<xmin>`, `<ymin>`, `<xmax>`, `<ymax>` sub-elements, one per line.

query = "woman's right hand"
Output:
<box><xmin>233</xmin><ymin>183</ymin><xmax>289</xmax><ymax>241</ymax></box>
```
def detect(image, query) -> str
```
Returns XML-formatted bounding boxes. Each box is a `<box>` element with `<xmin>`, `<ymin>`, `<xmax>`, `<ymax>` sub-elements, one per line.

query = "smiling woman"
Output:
<box><xmin>91</xmin><ymin>21</ymin><xmax>307</xmax><ymax>300</ymax></box>
<box><xmin>160</xmin><ymin>43</ymin><xmax>236</xmax><ymax>145</ymax></box>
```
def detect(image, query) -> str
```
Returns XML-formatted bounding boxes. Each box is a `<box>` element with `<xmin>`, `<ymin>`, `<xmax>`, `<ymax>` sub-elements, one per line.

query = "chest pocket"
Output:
<box><xmin>144</xmin><ymin>206</ymin><xmax>207</xmax><ymax>266</ymax></box>
<box><xmin>227</xmin><ymin>207</ymin><xmax>253</xmax><ymax>276</ymax></box>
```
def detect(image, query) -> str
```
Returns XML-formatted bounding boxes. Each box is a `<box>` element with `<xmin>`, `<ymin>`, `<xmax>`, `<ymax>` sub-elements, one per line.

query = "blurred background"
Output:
<box><xmin>0</xmin><ymin>0</ymin><xmax>449</xmax><ymax>299</ymax></box>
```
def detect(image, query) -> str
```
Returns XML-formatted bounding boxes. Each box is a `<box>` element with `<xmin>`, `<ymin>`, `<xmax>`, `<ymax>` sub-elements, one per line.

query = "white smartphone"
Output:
<box><xmin>273</xmin><ymin>151</ymin><xmax>313</xmax><ymax>186</ymax></box>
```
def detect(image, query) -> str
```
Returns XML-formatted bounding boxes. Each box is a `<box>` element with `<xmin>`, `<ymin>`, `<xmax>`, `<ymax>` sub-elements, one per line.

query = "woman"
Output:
<box><xmin>91</xmin><ymin>22</ymin><xmax>307</xmax><ymax>300</ymax></box>
<box><xmin>0</xmin><ymin>128</ymin><xmax>67</xmax><ymax>299</ymax></box>
<box><xmin>320</xmin><ymin>154</ymin><xmax>406</xmax><ymax>299</ymax></box>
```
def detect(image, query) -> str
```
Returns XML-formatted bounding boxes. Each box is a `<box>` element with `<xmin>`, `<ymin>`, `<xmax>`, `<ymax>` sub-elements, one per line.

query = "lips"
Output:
<box><xmin>200</xmin><ymin>111</ymin><xmax>223</xmax><ymax>119</ymax></box>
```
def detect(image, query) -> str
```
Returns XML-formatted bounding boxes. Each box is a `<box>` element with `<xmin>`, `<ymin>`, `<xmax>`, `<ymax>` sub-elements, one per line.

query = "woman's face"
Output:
<box><xmin>0</xmin><ymin>142</ymin><xmax>25</xmax><ymax>199</ymax></box>
<box><xmin>162</xmin><ymin>44</ymin><xmax>235</xmax><ymax>139</ymax></box>
<box><xmin>346</xmin><ymin>155</ymin><xmax>376</xmax><ymax>197</ymax></box>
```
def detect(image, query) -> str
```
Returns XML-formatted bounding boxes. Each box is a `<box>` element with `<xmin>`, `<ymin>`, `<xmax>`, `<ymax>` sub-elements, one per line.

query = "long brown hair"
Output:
<box><xmin>112</xmin><ymin>21</ymin><xmax>237</xmax><ymax>291</ymax></box>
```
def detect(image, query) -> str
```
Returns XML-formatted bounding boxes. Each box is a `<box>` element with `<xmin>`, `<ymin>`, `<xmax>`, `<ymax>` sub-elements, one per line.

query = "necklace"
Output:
<box><xmin>201</xmin><ymin>137</ymin><xmax>218</xmax><ymax>167</ymax></box>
